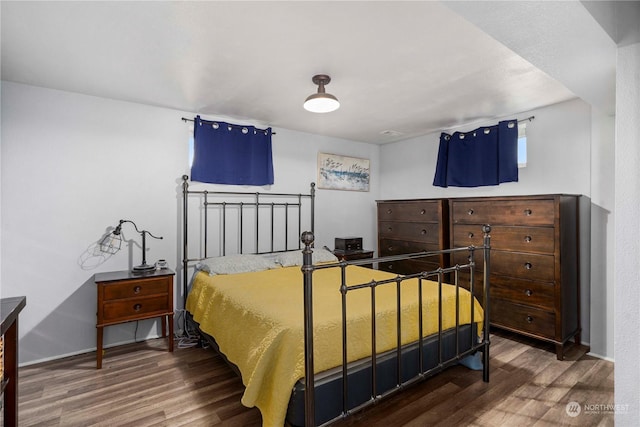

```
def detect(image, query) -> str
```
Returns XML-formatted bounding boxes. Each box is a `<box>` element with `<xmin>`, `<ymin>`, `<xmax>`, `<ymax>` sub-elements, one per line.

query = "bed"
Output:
<box><xmin>180</xmin><ymin>176</ymin><xmax>491</xmax><ymax>427</ymax></box>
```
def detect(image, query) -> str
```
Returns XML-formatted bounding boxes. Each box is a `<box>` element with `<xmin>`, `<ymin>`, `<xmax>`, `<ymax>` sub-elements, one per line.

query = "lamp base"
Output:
<box><xmin>132</xmin><ymin>264</ymin><xmax>156</xmax><ymax>273</ymax></box>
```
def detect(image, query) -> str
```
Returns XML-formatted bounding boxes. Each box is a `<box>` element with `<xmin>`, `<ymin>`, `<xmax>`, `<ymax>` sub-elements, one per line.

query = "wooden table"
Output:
<box><xmin>1</xmin><ymin>296</ymin><xmax>26</xmax><ymax>427</ymax></box>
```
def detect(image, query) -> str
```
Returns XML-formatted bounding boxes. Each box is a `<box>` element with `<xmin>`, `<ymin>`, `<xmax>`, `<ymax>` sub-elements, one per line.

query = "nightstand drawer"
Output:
<box><xmin>103</xmin><ymin>277</ymin><xmax>171</xmax><ymax>301</ymax></box>
<box><xmin>102</xmin><ymin>295</ymin><xmax>170</xmax><ymax>323</ymax></box>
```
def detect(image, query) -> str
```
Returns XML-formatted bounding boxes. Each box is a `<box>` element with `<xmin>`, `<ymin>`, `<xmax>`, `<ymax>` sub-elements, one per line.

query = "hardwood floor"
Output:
<box><xmin>10</xmin><ymin>330</ymin><xmax>613</xmax><ymax>426</ymax></box>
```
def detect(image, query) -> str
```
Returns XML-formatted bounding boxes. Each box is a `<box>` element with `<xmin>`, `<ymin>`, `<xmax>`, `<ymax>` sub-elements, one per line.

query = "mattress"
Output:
<box><xmin>186</xmin><ymin>264</ymin><xmax>483</xmax><ymax>427</ymax></box>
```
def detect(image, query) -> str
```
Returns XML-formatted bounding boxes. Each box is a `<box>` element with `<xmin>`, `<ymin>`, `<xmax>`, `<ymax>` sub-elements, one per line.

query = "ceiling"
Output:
<box><xmin>0</xmin><ymin>1</ymin><xmax>603</xmax><ymax>144</ymax></box>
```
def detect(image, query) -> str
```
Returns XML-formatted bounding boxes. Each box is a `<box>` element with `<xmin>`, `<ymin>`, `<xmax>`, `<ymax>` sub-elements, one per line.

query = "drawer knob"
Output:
<box><xmin>387</xmin><ymin>226</ymin><xmax>393</xmax><ymax>232</ymax></box>
<box><xmin>525</xmin><ymin>289</ymin><xmax>533</xmax><ymax>297</ymax></box>
<box><xmin>526</xmin><ymin>315</ymin><xmax>534</xmax><ymax>323</ymax></box>
<box><xmin>468</xmin><ymin>232</ymin><xmax>474</xmax><ymax>239</ymax></box>
<box><xmin>387</xmin><ymin>209</ymin><xmax>392</xmax><ymax>214</ymax></box>
<box><xmin>388</xmin><ymin>264</ymin><xmax>394</xmax><ymax>270</ymax></box>
<box><xmin>420</xmin><ymin>209</ymin><xmax>426</xmax><ymax>215</ymax></box>
<box><xmin>524</xmin><ymin>235</ymin><xmax>532</xmax><ymax>243</ymax></box>
<box><xmin>421</xmin><ymin>229</ymin><xmax>427</xmax><ymax>235</ymax></box>
<box><xmin>524</xmin><ymin>262</ymin><xmax>533</xmax><ymax>270</ymax></box>
<box><xmin>524</xmin><ymin>209</ymin><xmax>533</xmax><ymax>216</ymax></box>
<box><xmin>388</xmin><ymin>246</ymin><xmax>394</xmax><ymax>252</ymax></box>
<box><xmin>134</xmin><ymin>303</ymin><xmax>142</xmax><ymax>311</ymax></box>
<box><xmin>133</xmin><ymin>286</ymin><xmax>142</xmax><ymax>294</ymax></box>
<box><xmin>467</xmin><ymin>209</ymin><xmax>474</xmax><ymax>215</ymax></box>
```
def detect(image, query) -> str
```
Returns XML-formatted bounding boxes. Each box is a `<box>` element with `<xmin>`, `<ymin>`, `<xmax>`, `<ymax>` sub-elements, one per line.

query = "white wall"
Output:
<box><xmin>0</xmin><ymin>81</ymin><xmax>380</xmax><ymax>365</ymax></box>
<box><xmin>589</xmin><ymin>109</ymin><xmax>615</xmax><ymax>360</ymax></box>
<box><xmin>614</xmin><ymin>41</ymin><xmax>640</xmax><ymax>426</ymax></box>
<box><xmin>379</xmin><ymin>98</ymin><xmax>594</xmax><ymax>347</ymax></box>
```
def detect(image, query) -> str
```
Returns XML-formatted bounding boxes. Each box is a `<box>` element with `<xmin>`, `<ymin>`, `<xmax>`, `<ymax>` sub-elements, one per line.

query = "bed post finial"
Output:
<box><xmin>301</xmin><ymin>230</ymin><xmax>315</xmax><ymax>249</ymax></box>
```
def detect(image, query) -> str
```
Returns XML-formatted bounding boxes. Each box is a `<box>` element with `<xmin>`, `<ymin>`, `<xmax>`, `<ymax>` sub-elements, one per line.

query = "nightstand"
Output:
<box><xmin>95</xmin><ymin>268</ymin><xmax>174</xmax><ymax>369</ymax></box>
<box><xmin>332</xmin><ymin>249</ymin><xmax>375</xmax><ymax>269</ymax></box>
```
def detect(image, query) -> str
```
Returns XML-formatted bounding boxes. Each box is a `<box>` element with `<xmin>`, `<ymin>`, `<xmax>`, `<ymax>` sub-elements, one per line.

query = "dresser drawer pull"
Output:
<box><xmin>524</xmin><ymin>262</ymin><xmax>533</xmax><ymax>270</ymax></box>
<box><xmin>387</xmin><ymin>226</ymin><xmax>393</xmax><ymax>232</ymax></box>
<box><xmin>133</xmin><ymin>303</ymin><xmax>142</xmax><ymax>312</ymax></box>
<box><xmin>524</xmin><ymin>209</ymin><xmax>533</xmax><ymax>216</ymax></box>
<box><xmin>420</xmin><ymin>209</ymin><xmax>426</xmax><ymax>215</ymax></box>
<box><xmin>468</xmin><ymin>232</ymin><xmax>474</xmax><ymax>239</ymax></box>
<box><xmin>524</xmin><ymin>235</ymin><xmax>532</xmax><ymax>243</ymax></box>
<box><xmin>133</xmin><ymin>286</ymin><xmax>142</xmax><ymax>294</ymax></box>
<box><xmin>525</xmin><ymin>289</ymin><xmax>533</xmax><ymax>297</ymax></box>
<box><xmin>467</xmin><ymin>209</ymin><xmax>474</xmax><ymax>215</ymax></box>
<box><xmin>420</xmin><ymin>229</ymin><xmax>427</xmax><ymax>235</ymax></box>
<box><xmin>387</xmin><ymin>209</ymin><xmax>392</xmax><ymax>214</ymax></box>
<box><xmin>526</xmin><ymin>315</ymin><xmax>534</xmax><ymax>323</ymax></box>
<box><xmin>388</xmin><ymin>246</ymin><xmax>394</xmax><ymax>252</ymax></box>
<box><xmin>388</xmin><ymin>264</ymin><xmax>394</xmax><ymax>270</ymax></box>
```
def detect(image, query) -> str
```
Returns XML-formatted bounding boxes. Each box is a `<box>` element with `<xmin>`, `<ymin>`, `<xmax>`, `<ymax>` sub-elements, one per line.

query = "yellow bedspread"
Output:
<box><xmin>186</xmin><ymin>265</ymin><xmax>483</xmax><ymax>427</ymax></box>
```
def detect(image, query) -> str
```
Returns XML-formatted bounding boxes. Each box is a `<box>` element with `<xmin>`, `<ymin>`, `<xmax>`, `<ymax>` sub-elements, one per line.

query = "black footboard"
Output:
<box><xmin>287</xmin><ymin>323</ymin><xmax>479</xmax><ymax>426</ymax></box>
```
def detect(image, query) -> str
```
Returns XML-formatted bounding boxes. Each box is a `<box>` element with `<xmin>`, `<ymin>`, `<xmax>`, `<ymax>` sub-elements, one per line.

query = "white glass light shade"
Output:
<box><xmin>304</xmin><ymin>93</ymin><xmax>340</xmax><ymax>113</ymax></box>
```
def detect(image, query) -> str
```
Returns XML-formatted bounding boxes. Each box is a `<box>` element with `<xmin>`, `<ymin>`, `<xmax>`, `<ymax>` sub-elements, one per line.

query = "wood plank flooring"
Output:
<box><xmin>9</xmin><ymin>330</ymin><xmax>613</xmax><ymax>426</ymax></box>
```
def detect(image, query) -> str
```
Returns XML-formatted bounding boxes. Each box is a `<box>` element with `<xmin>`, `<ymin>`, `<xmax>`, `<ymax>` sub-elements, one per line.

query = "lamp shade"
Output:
<box><xmin>304</xmin><ymin>74</ymin><xmax>340</xmax><ymax>113</ymax></box>
<box><xmin>304</xmin><ymin>93</ymin><xmax>340</xmax><ymax>113</ymax></box>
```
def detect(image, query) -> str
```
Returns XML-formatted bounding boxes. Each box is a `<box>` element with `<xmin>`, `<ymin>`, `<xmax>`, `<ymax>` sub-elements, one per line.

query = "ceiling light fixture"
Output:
<box><xmin>304</xmin><ymin>74</ymin><xmax>340</xmax><ymax>113</ymax></box>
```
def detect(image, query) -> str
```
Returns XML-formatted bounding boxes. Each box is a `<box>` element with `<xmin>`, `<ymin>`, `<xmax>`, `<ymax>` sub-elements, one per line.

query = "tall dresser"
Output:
<box><xmin>449</xmin><ymin>195</ymin><xmax>580</xmax><ymax>360</ymax></box>
<box><xmin>376</xmin><ymin>199</ymin><xmax>449</xmax><ymax>274</ymax></box>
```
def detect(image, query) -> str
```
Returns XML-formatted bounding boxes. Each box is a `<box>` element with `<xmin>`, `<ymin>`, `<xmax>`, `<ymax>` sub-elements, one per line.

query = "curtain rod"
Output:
<box><xmin>181</xmin><ymin>117</ymin><xmax>275</xmax><ymax>135</ymax></box>
<box><xmin>520</xmin><ymin>115</ymin><xmax>535</xmax><ymax>122</ymax></box>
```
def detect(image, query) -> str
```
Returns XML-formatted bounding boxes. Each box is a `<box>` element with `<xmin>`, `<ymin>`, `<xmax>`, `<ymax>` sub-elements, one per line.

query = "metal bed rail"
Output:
<box><xmin>301</xmin><ymin>225</ymin><xmax>491</xmax><ymax>426</ymax></box>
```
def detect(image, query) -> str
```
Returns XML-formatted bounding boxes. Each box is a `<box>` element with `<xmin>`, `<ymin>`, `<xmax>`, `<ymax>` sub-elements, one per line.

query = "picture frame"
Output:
<box><xmin>317</xmin><ymin>152</ymin><xmax>370</xmax><ymax>191</ymax></box>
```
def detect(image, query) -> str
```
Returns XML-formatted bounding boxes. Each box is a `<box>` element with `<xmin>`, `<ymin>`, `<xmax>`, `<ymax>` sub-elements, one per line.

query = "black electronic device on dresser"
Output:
<box><xmin>335</xmin><ymin>237</ymin><xmax>363</xmax><ymax>251</ymax></box>
<box><xmin>332</xmin><ymin>237</ymin><xmax>373</xmax><ymax>269</ymax></box>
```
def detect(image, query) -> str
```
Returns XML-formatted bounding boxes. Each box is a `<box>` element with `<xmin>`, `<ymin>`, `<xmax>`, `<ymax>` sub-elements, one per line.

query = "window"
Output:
<box><xmin>518</xmin><ymin>122</ymin><xmax>527</xmax><ymax>168</ymax></box>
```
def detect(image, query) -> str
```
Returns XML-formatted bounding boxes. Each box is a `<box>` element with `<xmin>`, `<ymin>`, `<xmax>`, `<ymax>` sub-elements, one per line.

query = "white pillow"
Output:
<box><xmin>276</xmin><ymin>248</ymin><xmax>338</xmax><ymax>267</ymax></box>
<box><xmin>196</xmin><ymin>254</ymin><xmax>278</xmax><ymax>275</ymax></box>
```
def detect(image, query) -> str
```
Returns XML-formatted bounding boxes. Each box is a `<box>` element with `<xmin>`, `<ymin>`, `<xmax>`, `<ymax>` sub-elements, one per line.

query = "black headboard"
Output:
<box><xmin>180</xmin><ymin>175</ymin><xmax>315</xmax><ymax>306</ymax></box>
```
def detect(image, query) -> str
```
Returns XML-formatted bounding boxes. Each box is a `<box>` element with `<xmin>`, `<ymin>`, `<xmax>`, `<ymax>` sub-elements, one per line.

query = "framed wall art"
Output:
<box><xmin>317</xmin><ymin>152</ymin><xmax>370</xmax><ymax>191</ymax></box>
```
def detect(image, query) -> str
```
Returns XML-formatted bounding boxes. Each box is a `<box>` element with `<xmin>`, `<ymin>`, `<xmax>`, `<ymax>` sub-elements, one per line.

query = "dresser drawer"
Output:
<box><xmin>452</xmin><ymin>250</ymin><xmax>555</xmax><ymax>282</ymax></box>
<box><xmin>379</xmin><ymin>238</ymin><xmax>441</xmax><ymax>257</ymax></box>
<box><xmin>452</xmin><ymin>199</ymin><xmax>555</xmax><ymax>226</ymax></box>
<box><xmin>379</xmin><ymin>259</ymin><xmax>441</xmax><ymax>276</ymax></box>
<box><xmin>103</xmin><ymin>277</ymin><xmax>171</xmax><ymax>301</ymax></box>
<box><xmin>102</xmin><ymin>295</ymin><xmax>170</xmax><ymax>323</ymax></box>
<box><xmin>378</xmin><ymin>201</ymin><xmax>441</xmax><ymax>222</ymax></box>
<box><xmin>452</xmin><ymin>224</ymin><xmax>555</xmax><ymax>254</ymax></box>
<box><xmin>378</xmin><ymin>222</ymin><xmax>440</xmax><ymax>243</ymax></box>
<box><xmin>492</xmin><ymin>299</ymin><xmax>555</xmax><ymax>339</ymax></box>
<box><xmin>456</xmin><ymin>273</ymin><xmax>554</xmax><ymax>311</ymax></box>
<box><xmin>491</xmin><ymin>277</ymin><xmax>555</xmax><ymax>311</ymax></box>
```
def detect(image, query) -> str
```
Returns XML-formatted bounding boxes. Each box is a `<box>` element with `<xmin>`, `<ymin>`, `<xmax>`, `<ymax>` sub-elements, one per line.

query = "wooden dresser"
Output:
<box><xmin>376</xmin><ymin>199</ymin><xmax>449</xmax><ymax>274</ymax></box>
<box><xmin>449</xmin><ymin>195</ymin><xmax>580</xmax><ymax>360</ymax></box>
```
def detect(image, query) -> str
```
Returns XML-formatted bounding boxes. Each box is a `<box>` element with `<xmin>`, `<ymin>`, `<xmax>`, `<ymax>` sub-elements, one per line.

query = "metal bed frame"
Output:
<box><xmin>180</xmin><ymin>175</ymin><xmax>491</xmax><ymax>426</ymax></box>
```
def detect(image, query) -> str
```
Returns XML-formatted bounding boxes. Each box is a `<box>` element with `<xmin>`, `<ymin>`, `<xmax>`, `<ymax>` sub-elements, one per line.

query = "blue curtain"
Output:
<box><xmin>191</xmin><ymin>116</ymin><xmax>274</xmax><ymax>185</ymax></box>
<box><xmin>433</xmin><ymin>120</ymin><xmax>518</xmax><ymax>188</ymax></box>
